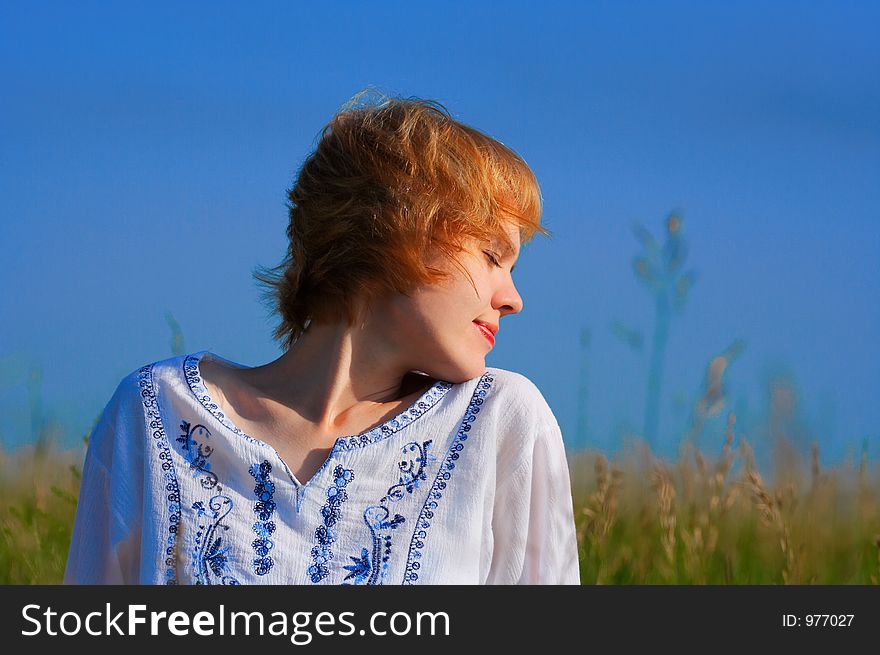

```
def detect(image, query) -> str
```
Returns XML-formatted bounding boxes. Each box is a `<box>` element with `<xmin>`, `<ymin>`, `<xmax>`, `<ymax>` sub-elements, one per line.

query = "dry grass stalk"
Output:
<box><xmin>680</xmin><ymin>422</ymin><xmax>718</xmax><ymax>576</ymax></box>
<box><xmin>684</xmin><ymin>413</ymin><xmax>742</xmax><ymax>582</ymax></box>
<box><xmin>579</xmin><ymin>453</ymin><xmax>622</xmax><ymax>546</ymax></box>
<box><xmin>740</xmin><ymin>448</ymin><xmax>797</xmax><ymax>583</ymax></box>
<box><xmin>811</xmin><ymin>441</ymin><xmax>821</xmax><ymax>491</ymax></box>
<box><xmin>714</xmin><ymin>414</ymin><xmax>740</xmax><ymax>516</ymax></box>
<box><xmin>578</xmin><ymin>453</ymin><xmax>623</xmax><ymax>584</ymax></box>
<box><xmin>651</xmin><ymin>462</ymin><xmax>676</xmax><ymax>576</ymax></box>
<box><xmin>694</xmin><ymin>450</ymin><xmax>707</xmax><ymax>487</ymax></box>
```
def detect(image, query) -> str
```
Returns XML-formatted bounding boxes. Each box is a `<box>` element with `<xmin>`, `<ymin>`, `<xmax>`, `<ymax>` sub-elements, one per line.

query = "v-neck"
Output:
<box><xmin>182</xmin><ymin>350</ymin><xmax>455</xmax><ymax>493</ymax></box>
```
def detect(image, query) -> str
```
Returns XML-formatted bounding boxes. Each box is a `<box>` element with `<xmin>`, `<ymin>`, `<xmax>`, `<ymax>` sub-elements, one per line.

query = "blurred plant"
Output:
<box><xmin>0</xmin><ymin>423</ymin><xmax>84</xmax><ymax>583</ymax></box>
<box><xmin>577</xmin><ymin>452</ymin><xmax>624</xmax><ymax>584</ymax></box>
<box><xmin>631</xmin><ymin>211</ymin><xmax>698</xmax><ymax>452</ymax></box>
<box><xmin>0</xmin><ymin>353</ymin><xmax>30</xmax><ymax>444</ymax></box>
<box><xmin>575</xmin><ymin>327</ymin><xmax>592</xmax><ymax>451</ymax></box>
<box><xmin>165</xmin><ymin>310</ymin><xmax>185</xmax><ymax>356</ymax></box>
<box><xmin>683</xmin><ymin>339</ymin><xmax>746</xmax><ymax>448</ymax></box>
<box><xmin>26</xmin><ymin>361</ymin><xmax>44</xmax><ymax>450</ymax></box>
<box><xmin>609</xmin><ymin>320</ymin><xmax>643</xmax><ymax>352</ymax></box>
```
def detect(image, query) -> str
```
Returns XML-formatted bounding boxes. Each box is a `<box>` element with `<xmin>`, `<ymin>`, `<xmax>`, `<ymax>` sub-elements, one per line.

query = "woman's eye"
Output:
<box><xmin>484</xmin><ymin>251</ymin><xmax>501</xmax><ymax>267</ymax></box>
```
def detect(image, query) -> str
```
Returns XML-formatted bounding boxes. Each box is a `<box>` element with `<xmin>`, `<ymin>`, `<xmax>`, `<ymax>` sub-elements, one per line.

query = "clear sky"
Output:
<box><xmin>1</xmin><ymin>1</ymin><xmax>877</xmax><ymax>468</ymax></box>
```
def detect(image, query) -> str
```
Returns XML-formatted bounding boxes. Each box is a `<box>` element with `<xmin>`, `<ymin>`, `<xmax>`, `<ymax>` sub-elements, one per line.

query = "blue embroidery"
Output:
<box><xmin>307</xmin><ymin>465</ymin><xmax>355</xmax><ymax>583</ymax></box>
<box><xmin>387</xmin><ymin>439</ymin><xmax>435</xmax><ymax>501</ymax></box>
<box><xmin>177</xmin><ymin>420</ymin><xmax>219</xmax><ymax>489</ymax></box>
<box><xmin>181</xmin><ymin>350</ymin><xmax>461</xmax><ymax>584</ymax></box>
<box><xmin>172</xmin><ymin>414</ymin><xmax>245</xmax><ymax>584</ymax></box>
<box><xmin>402</xmin><ymin>372</ymin><xmax>495</xmax><ymax>584</ymax></box>
<box><xmin>333</xmin><ymin>383</ymin><xmax>454</xmax><ymax>453</ymax></box>
<box><xmin>183</xmin><ymin>353</ymin><xmax>453</xmax><ymax>490</ymax></box>
<box><xmin>249</xmin><ymin>460</ymin><xmax>277</xmax><ymax>576</ymax></box>
<box><xmin>191</xmin><ymin>494</ymin><xmax>241</xmax><ymax>585</ymax></box>
<box><xmin>342</xmin><ymin>507</ymin><xmax>406</xmax><ymax>584</ymax></box>
<box><xmin>342</xmin><ymin>439</ymin><xmax>436</xmax><ymax>585</ymax></box>
<box><xmin>137</xmin><ymin>364</ymin><xmax>182</xmax><ymax>585</ymax></box>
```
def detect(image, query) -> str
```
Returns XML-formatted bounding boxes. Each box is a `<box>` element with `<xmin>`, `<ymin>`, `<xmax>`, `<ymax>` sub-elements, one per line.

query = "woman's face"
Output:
<box><xmin>381</xmin><ymin>221</ymin><xmax>524</xmax><ymax>383</ymax></box>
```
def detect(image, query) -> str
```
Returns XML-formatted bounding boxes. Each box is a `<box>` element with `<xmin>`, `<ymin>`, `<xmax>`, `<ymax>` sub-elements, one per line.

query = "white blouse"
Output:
<box><xmin>64</xmin><ymin>350</ymin><xmax>581</xmax><ymax>585</ymax></box>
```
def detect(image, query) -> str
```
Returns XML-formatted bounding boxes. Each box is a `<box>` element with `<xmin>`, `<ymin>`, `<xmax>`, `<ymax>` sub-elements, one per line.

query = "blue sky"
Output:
<box><xmin>1</xmin><ymin>1</ymin><xmax>878</xmax><ymax>467</ymax></box>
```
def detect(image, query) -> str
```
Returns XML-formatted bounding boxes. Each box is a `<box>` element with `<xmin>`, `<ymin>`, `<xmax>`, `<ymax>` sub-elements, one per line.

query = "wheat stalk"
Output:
<box><xmin>651</xmin><ymin>461</ymin><xmax>676</xmax><ymax>578</ymax></box>
<box><xmin>811</xmin><ymin>441</ymin><xmax>822</xmax><ymax>494</ymax></box>
<box><xmin>740</xmin><ymin>448</ymin><xmax>797</xmax><ymax>584</ymax></box>
<box><xmin>578</xmin><ymin>453</ymin><xmax>623</xmax><ymax>584</ymax></box>
<box><xmin>580</xmin><ymin>454</ymin><xmax>623</xmax><ymax>543</ymax></box>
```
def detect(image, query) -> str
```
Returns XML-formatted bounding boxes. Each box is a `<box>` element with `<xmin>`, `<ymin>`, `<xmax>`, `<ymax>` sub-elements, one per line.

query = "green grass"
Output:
<box><xmin>0</xmin><ymin>439</ymin><xmax>83</xmax><ymax>584</ymax></box>
<box><xmin>571</xmin><ymin>427</ymin><xmax>880</xmax><ymax>584</ymax></box>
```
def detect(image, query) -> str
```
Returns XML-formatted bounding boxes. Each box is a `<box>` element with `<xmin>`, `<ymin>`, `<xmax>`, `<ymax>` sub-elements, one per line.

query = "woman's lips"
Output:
<box><xmin>474</xmin><ymin>321</ymin><xmax>495</xmax><ymax>346</ymax></box>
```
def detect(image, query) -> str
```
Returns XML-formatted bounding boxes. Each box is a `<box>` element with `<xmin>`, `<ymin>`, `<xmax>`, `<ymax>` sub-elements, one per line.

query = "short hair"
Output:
<box><xmin>253</xmin><ymin>89</ymin><xmax>550</xmax><ymax>350</ymax></box>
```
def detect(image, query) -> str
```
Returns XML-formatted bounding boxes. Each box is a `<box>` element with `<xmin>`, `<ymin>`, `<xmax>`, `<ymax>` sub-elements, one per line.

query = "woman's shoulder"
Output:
<box><xmin>479</xmin><ymin>366</ymin><xmax>566</xmax><ymax>480</ymax></box>
<box><xmin>86</xmin><ymin>352</ymin><xmax>201</xmax><ymax>466</ymax></box>
<box><xmin>83</xmin><ymin>353</ymin><xmax>180</xmax><ymax>470</ymax></box>
<box><xmin>127</xmin><ymin>350</ymin><xmax>214</xmax><ymax>385</ymax></box>
<box><xmin>483</xmin><ymin>366</ymin><xmax>559</xmax><ymax>429</ymax></box>
<box><xmin>105</xmin><ymin>350</ymin><xmax>199</xmax><ymax>410</ymax></box>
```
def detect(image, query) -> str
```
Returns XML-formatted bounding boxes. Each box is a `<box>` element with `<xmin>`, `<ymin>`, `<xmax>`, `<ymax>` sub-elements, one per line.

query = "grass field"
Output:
<box><xmin>0</xmin><ymin>438</ymin><xmax>83</xmax><ymax>584</ymax></box>
<box><xmin>1</xmin><ymin>413</ymin><xmax>877</xmax><ymax>584</ymax></box>
<box><xmin>571</xmin><ymin>415</ymin><xmax>880</xmax><ymax>584</ymax></box>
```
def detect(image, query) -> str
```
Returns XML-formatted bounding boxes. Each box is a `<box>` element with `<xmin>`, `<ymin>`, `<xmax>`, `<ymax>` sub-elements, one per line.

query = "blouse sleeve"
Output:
<box><xmin>64</xmin><ymin>373</ymin><xmax>144</xmax><ymax>584</ymax></box>
<box><xmin>486</xmin><ymin>420</ymin><xmax>581</xmax><ymax>585</ymax></box>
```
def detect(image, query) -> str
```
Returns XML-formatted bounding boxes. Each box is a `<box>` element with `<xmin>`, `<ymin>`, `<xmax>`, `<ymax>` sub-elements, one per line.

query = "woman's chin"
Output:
<box><xmin>457</xmin><ymin>359</ymin><xmax>490</xmax><ymax>383</ymax></box>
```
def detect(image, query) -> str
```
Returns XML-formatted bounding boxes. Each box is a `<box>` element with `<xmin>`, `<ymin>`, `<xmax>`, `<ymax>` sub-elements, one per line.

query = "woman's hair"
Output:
<box><xmin>253</xmin><ymin>88</ymin><xmax>550</xmax><ymax>350</ymax></box>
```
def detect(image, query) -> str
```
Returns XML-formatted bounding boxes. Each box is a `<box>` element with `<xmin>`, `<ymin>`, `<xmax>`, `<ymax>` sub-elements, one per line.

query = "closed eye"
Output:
<box><xmin>484</xmin><ymin>250</ymin><xmax>501</xmax><ymax>267</ymax></box>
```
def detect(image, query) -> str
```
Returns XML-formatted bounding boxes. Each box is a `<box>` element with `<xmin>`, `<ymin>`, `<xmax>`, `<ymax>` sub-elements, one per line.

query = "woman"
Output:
<box><xmin>64</xmin><ymin>91</ymin><xmax>581</xmax><ymax>585</ymax></box>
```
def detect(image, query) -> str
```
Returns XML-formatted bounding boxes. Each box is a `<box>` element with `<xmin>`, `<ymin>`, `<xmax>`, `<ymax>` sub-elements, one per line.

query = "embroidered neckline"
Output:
<box><xmin>402</xmin><ymin>370</ymin><xmax>494</xmax><ymax>584</ymax></box>
<box><xmin>182</xmin><ymin>350</ymin><xmax>455</xmax><ymax>491</ymax></box>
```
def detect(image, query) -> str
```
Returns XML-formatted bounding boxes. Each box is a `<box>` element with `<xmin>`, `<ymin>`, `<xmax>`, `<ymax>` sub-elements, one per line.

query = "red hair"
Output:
<box><xmin>253</xmin><ymin>89</ymin><xmax>549</xmax><ymax>349</ymax></box>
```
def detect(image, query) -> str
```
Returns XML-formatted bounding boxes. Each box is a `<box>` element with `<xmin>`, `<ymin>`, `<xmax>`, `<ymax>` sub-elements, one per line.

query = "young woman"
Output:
<box><xmin>64</xmin><ymin>92</ymin><xmax>581</xmax><ymax>585</ymax></box>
